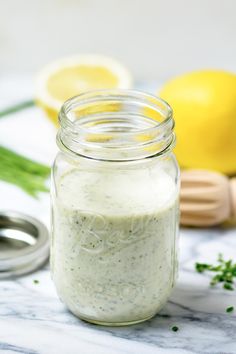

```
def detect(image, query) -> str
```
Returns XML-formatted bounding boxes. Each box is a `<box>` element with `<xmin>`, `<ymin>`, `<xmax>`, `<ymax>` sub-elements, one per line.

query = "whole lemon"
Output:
<box><xmin>160</xmin><ymin>70</ymin><xmax>236</xmax><ymax>175</ymax></box>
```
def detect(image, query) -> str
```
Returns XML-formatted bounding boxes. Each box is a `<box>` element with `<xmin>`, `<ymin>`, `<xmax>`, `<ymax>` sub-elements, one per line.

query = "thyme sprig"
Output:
<box><xmin>195</xmin><ymin>253</ymin><xmax>236</xmax><ymax>291</ymax></box>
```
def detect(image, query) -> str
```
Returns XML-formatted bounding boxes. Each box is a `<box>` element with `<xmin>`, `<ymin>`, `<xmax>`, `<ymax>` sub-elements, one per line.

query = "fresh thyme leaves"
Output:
<box><xmin>33</xmin><ymin>279</ymin><xmax>39</xmax><ymax>284</ymax></box>
<box><xmin>195</xmin><ymin>253</ymin><xmax>236</xmax><ymax>291</ymax></box>
<box><xmin>171</xmin><ymin>326</ymin><xmax>179</xmax><ymax>332</ymax></box>
<box><xmin>0</xmin><ymin>145</ymin><xmax>50</xmax><ymax>197</ymax></box>
<box><xmin>226</xmin><ymin>306</ymin><xmax>234</xmax><ymax>313</ymax></box>
<box><xmin>224</xmin><ymin>283</ymin><xmax>234</xmax><ymax>291</ymax></box>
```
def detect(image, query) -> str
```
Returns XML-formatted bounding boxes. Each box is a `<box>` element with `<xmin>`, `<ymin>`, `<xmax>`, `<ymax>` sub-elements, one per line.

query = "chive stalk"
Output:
<box><xmin>0</xmin><ymin>145</ymin><xmax>50</xmax><ymax>197</ymax></box>
<box><xmin>0</xmin><ymin>100</ymin><xmax>35</xmax><ymax>118</ymax></box>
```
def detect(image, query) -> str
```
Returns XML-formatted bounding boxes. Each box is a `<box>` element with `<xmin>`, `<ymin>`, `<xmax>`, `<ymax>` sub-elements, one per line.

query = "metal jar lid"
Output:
<box><xmin>0</xmin><ymin>211</ymin><xmax>49</xmax><ymax>278</ymax></box>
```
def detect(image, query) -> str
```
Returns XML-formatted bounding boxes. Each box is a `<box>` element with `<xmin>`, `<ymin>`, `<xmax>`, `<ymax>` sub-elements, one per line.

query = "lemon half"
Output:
<box><xmin>35</xmin><ymin>55</ymin><xmax>133</xmax><ymax>124</ymax></box>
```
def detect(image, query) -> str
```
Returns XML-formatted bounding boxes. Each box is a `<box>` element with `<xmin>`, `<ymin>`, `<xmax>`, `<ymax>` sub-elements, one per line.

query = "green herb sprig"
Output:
<box><xmin>0</xmin><ymin>145</ymin><xmax>50</xmax><ymax>197</ymax></box>
<box><xmin>195</xmin><ymin>253</ymin><xmax>236</xmax><ymax>291</ymax></box>
<box><xmin>0</xmin><ymin>100</ymin><xmax>35</xmax><ymax>118</ymax></box>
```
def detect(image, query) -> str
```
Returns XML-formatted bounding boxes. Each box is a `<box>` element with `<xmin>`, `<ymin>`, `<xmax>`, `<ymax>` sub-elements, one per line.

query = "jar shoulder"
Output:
<box><xmin>53</xmin><ymin>152</ymin><xmax>179</xmax><ymax>181</ymax></box>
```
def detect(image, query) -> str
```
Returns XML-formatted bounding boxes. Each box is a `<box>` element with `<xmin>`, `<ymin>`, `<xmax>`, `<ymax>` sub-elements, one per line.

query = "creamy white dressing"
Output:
<box><xmin>51</xmin><ymin>165</ymin><xmax>178</xmax><ymax>324</ymax></box>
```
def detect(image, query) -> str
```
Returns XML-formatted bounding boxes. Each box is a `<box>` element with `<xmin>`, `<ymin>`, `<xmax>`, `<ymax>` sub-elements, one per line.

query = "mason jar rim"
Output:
<box><xmin>59</xmin><ymin>89</ymin><xmax>173</xmax><ymax>131</ymax></box>
<box><xmin>58</xmin><ymin>89</ymin><xmax>175</xmax><ymax>162</ymax></box>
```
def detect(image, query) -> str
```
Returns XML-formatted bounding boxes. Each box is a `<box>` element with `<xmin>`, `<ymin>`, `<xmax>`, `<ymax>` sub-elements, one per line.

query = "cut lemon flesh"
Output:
<box><xmin>35</xmin><ymin>55</ymin><xmax>133</xmax><ymax>124</ymax></box>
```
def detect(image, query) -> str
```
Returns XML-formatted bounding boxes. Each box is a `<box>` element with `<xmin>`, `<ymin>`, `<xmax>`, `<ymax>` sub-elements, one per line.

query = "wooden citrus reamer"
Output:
<box><xmin>180</xmin><ymin>170</ymin><xmax>236</xmax><ymax>227</ymax></box>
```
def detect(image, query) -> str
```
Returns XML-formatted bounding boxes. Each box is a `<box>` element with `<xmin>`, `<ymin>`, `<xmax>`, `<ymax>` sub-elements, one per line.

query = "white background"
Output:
<box><xmin>0</xmin><ymin>0</ymin><xmax>235</xmax><ymax>81</ymax></box>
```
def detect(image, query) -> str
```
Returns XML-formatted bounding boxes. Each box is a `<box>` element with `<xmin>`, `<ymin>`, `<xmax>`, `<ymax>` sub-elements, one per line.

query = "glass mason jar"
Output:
<box><xmin>51</xmin><ymin>90</ymin><xmax>180</xmax><ymax>326</ymax></box>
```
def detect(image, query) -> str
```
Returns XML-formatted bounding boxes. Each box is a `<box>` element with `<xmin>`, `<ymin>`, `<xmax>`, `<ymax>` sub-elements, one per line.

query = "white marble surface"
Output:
<box><xmin>0</xmin><ymin>77</ymin><xmax>236</xmax><ymax>354</ymax></box>
<box><xmin>1</xmin><ymin>229</ymin><xmax>236</xmax><ymax>354</ymax></box>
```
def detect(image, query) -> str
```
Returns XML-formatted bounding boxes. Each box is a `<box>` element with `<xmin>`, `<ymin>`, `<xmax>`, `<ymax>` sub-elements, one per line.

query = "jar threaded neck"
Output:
<box><xmin>58</xmin><ymin>89</ymin><xmax>175</xmax><ymax>161</ymax></box>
